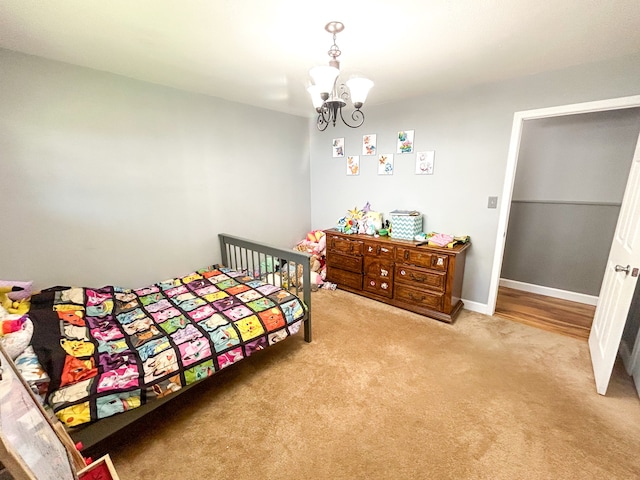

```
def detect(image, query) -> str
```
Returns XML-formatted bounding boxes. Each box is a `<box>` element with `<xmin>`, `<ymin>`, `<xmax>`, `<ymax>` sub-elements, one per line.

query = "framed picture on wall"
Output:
<box><xmin>378</xmin><ymin>154</ymin><xmax>394</xmax><ymax>175</ymax></box>
<box><xmin>333</xmin><ymin>138</ymin><xmax>345</xmax><ymax>158</ymax></box>
<box><xmin>347</xmin><ymin>156</ymin><xmax>360</xmax><ymax>176</ymax></box>
<box><xmin>416</xmin><ymin>151</ymin><xmax>435</xmax><ymax>175</ymax></box>
<box><xmin>362</xmin><ymin>134</ymin><xmax>377</xmax><ymax>156</ymax></box>
<box><xmin>397</xmin><ymin>130</ymin><xmax>414</xmax><ymax>154</ymax></box>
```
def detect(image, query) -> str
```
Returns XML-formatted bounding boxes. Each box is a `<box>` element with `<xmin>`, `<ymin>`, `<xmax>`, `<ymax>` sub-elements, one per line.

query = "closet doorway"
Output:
<box><xmin>487</xmin><ymin>95</ymin><xmax>640</xmax><ymax>395</ymax></box>
<box><xmin>494</xmin><ymin>107</ymin><xmax>640</xmax><ymax>339</ymax></box>
<box><xmin>488</xmin><ymin>95</ymin><xmax>640</xmax><ymax>318</ymax></box>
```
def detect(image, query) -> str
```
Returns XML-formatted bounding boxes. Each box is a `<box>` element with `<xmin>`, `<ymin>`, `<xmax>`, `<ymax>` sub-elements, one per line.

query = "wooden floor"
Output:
<box><xmin>495</xmin><ymin>287</ymin><xmax>596</xmax><ymax>340</ymax></box>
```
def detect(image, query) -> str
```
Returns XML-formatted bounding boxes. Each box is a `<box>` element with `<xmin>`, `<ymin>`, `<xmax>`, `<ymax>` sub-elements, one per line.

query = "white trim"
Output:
<box><xmin>499</xmin><ymin>278</ymin><xmax>599</xmax><ymax>306</ymax></box>
<box><xmin>461</xmin><ymin>299</ymin><xmax>490</xmax><ymax>315</ymax></box>
<box><xmin>488</xmin><ymin>94</ymin><xmax>640</xmax><ymax>316</ymax></box>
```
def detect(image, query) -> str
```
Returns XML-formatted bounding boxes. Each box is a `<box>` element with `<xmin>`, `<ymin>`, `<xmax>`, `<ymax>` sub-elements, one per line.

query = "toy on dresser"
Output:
<box><xmin>336</xmin><ymin>202</ymin><xmax>384</xmax><ymax>236</ymax></box>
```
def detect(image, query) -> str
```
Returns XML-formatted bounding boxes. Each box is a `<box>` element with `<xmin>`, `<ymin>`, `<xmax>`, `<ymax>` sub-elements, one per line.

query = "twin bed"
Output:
<box><xmin>19</xmin><ymin>234</ymin><xmax>312</xmax><ymax>450</ymax></box>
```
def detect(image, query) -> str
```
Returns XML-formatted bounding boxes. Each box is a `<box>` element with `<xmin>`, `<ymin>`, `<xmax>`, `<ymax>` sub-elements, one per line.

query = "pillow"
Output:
<box><xmin>0</xmin><ymin>280</ymin><xmax>33</xmax><ymax>301</ymax></box>
<box><xmin>0</xmin><ymin>316</ymin><xmax>33</xmax><ymax>359</ymax></box>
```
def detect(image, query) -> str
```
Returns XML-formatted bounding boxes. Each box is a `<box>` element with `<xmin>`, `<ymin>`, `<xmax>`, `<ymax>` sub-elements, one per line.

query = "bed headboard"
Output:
<box><xmin>218</xmin><ymin>233</ymin><xmax>312</xmax><ymax>342</ymax></box>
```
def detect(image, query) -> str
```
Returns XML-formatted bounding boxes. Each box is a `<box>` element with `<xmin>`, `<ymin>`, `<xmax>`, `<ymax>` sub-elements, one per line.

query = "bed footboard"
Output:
<box><xmin>219</xmin><ymin>233</ymin><xmax>312</xmax><ymax>342</ymax></box>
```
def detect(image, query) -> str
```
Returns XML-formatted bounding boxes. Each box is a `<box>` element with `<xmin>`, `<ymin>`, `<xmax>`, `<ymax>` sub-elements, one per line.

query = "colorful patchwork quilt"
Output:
<box><xmin>29</xmin><ymin>265</ymin><xmax>306</xmax><ymax>428</ymax></box>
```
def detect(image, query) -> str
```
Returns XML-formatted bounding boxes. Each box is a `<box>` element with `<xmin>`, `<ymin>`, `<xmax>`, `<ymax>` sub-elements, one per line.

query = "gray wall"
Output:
<box><xmin>622</xmin><ymin>281</ymin><xmax>640</xmax><ymax>356</ymax></box>
<box><xmin>501</xmin><ymin>109</ymin><xmax>640</xmax><ymax>295</ymax></box>
<box><xmin>308</xmin><ymin>52</ymin><xmax>640</xmax><ymax>306</ymax></box>
<box><xmin>502</xmin><ymin>203</ymin><xmax>621</xmax><ymax>295</ymax></box>
<box><xmin>3</xmin><ymin>47</ymin><xmax>640</xmax><ymax>305</ymax></box>
<box><xmin>0</xmin><ymin>48</ymin><xmax>311</xmax><ymax>290</ymax></box>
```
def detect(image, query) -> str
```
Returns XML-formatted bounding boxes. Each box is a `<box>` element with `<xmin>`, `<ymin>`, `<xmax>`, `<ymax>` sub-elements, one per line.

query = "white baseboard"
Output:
<box><xmin>499</xmin><ymin>278</ymin><xmax>599</xmax><ymax>306</ymax></box>
<box><xmin>462</xmin><ymin>299</ymin><xmax>490</xmax><ymax>315</ymax></box>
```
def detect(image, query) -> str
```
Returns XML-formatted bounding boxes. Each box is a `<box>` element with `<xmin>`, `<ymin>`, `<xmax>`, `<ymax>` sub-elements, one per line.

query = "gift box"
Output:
<box><xmin>390</xmin><ymin>211</ymin><xmax>423</xmax><ymax>240</ymax></box>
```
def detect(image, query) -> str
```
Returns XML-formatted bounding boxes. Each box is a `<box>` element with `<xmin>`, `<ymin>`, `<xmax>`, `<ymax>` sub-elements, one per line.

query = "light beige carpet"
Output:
<box><xmin>102</xmin><ymin>289</ymin><xmax>640</xmax><ymax>479</ymax></box>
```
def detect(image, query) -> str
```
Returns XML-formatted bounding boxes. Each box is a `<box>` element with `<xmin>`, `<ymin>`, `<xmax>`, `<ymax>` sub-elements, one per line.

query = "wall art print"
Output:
<box><xmin>362</xmin><ymin>134</ymin><xmax>377</xmax><ymax>156</ymax></box>
<box><xmin>378</xmin><ymin>154</ymin><xmax>394</xmax><ymax>175</ymax></box>
<box><xmin>397</xmin><ymin>130</ymin><xmax>414</xmax><ymax>154</ymax></box>
<box><xmin>333</xmin><ymin>138</ymin><xmax>345</xmax><ymax>158</ymax></box>
<box><xmin>347</xmin><ymin>156</ymin><xmax>360</xmax><ymax>176</ymax></box>
<box><xmin>415</xmin><ymin>151</ymin><xmax>435</xmax><ymax>175</ymax></box>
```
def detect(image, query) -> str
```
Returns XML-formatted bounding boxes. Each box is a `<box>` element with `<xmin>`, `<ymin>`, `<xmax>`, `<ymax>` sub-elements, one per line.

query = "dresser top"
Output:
<box><xmin>324</xmin><ymin>228</ymin><xmax>471</xmax><ymax>254</ymax></box>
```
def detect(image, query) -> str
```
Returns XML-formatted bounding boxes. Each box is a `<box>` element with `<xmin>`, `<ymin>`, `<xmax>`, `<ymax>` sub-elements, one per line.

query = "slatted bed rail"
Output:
<box><xmin>219</xmin><ymin>233</ymin><xmax>312</xmax><ymax>343</ymax></box>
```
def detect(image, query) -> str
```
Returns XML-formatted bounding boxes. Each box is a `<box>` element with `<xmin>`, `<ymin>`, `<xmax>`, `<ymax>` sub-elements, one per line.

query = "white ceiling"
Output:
<box><xmin>1</xmin><ymin>0</ymin><xmax>640</xmax><ymax>118</ymax></box>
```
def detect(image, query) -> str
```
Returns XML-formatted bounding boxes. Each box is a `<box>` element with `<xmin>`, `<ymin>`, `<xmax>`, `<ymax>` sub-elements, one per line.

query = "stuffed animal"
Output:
<box><xmin>316</xmin><ymin>234</ymin><xmax>326</xmax><ymax>256</ymax></box>
<box><xmin>310</xmin><ymin>254</ymin><xmax>322</xmax><ymax>273</ymax></box>
<box><xmin>337</xmin><ymin>202</ymin><xmax>378</xmax><ymax>235</ymax></box>
<box><xmin>0</xmin><ymin>286</ymin><xmax>30</xmax><ymax>315</ymax></box>
<box><xmin>1</xmin><ymin>315</ymin><xmax>27</xmax><ymax>336</ymax></box>
<box><xmin>279</xmin><ymin>262</ymin><xmax>303</xmax><ymax>289</ymax></box>
<box><xmin>306</xmin><ymin>230</ymin><xmax>324</xmax><ymax>243</ymax></box>
<box><xmin>279</xmin><ymin>261</ymin><xmax>326</xmax><ymax>291</ymax></box>
<box><xmin>310</xmin><ymin>271</ymin><xmax>324</xmax><ymax>291</ymax></box>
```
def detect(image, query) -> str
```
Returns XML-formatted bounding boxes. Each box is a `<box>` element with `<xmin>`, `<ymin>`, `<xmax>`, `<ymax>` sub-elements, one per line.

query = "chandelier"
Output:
<box><xmin>307</xmin><ymin>21</ymin><xmax>374</xmax><ymax>131</ymax></box>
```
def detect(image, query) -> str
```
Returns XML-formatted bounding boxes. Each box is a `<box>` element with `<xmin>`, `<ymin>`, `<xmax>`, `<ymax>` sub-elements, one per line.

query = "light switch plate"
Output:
<box><xmin>488</xmin><ymin>196</ymin><xmax>498</xmax><ymax>209</ymax></box>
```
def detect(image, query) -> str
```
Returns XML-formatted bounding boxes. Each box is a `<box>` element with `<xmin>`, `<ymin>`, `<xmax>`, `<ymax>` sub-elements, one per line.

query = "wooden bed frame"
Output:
<box><xmin>66</xmin><ymin>233</ymin><xmax>312</xmax><ymax>451</ymax></box>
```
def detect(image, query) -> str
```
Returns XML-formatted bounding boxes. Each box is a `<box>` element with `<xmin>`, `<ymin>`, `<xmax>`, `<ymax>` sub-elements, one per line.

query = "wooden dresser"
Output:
<box><xmin>325</xmin><ymin>229</ymin><xmax>470</xmax><ymax>323</ymax></box>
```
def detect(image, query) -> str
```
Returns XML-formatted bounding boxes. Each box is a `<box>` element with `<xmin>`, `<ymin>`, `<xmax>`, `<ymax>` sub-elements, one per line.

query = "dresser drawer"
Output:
<box><xmin>395</xmin><ymin>264</ymin><xmax>446</xmax><ymax>292</ymax></box>
<box><xmin>363</xmin><ymin>275</ymin><xmax>393</xmax><ymax>298</ymax></box>
<box><xmin>328</xmin><ymin>235</ymin><xmax>364</xmax><ymax>256</ymax></box>
<box><xmin>395</xmin><ymin>247</ymin><xmax>448</xmax><ymax>271</ymax></box>
<box><xmin>364</xmin><ymin>241</ymin><xmax>394</xmax><ymax>260</ymax></box>
<box><xmin>327</xmin><ymin>252</ymin><xmax>363</xmax><ymax>273</ymax></box>
<box><xmin>364</xmin><ymin>257</ymin><xmax>393</xmax><ymax>280</ymax></box>
<box><xmin>327</xmin><ymin>266</ymin><xmax>363</xmax><ymax>290</ymax></box>
<box><xmin>394</xmin><ymin>284</ymin><xmax>444</xmax><ymax>311</ymax></box>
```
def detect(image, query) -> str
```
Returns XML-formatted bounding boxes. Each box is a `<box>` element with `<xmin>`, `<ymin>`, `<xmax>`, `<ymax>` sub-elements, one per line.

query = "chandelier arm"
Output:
<box><xmin>320</xmin><ymin>104</ymin><xmax>333</xmax><ymax>126</ymax></box>
<box><xmin>338</xmin><ymin>106</ymin><xmax>365</xmax><ymax>129</ymax></box>
<box><xmin>316</xmin><ymin>112</ymin><xmax>329</xmax><ymax>131</ymax></box>
<box><xmin>337</xmin><ymin>84</ymin><xmax>350</xmax><ymax>102</ymax></box>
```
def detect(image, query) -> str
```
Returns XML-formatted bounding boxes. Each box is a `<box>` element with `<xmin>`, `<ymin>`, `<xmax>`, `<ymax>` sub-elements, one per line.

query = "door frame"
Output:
<box><xmin>487</xmin><ymin>94</ymin><xmax>640</xmax><ymax>315</ymax></box>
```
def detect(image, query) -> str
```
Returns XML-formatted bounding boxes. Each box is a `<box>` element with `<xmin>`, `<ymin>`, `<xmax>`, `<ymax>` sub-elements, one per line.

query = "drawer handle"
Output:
<box><xmin>410</xmin><ymin>273</ymin><xmax>427</xmax><ymax>282</ymax></box>
<box><xmin>404</xmin><ymin>250</ymin><xmax>409</xmax><ymax>260</ymax></box>
<box><xmin>409</xmin><ymin>293</ymin><xmax>425</xmax><ymax>302</ymax></box>
<box><xmin>376</xmin><ymin>245</ymin><xmax>381</xmax><ymax>255</ymax></box>
<box><xmin>350</xmin><ymin>244</ymin><xmax>354</xmax><ymax>252</ymax></box>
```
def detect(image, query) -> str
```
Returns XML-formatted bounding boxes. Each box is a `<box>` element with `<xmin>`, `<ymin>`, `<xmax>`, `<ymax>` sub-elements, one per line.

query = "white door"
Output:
<box><xmin>589</xmin><ymin>132</ymin><xmax>640</xmax><ymax>395</ymax></box>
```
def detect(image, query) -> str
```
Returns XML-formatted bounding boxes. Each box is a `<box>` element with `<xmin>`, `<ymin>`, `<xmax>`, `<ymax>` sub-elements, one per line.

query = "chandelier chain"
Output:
<box><xmin>328</xmin><ymin>32</ymin><xmax>341</xmax><ymax>60</ymax></box>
